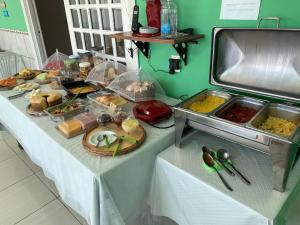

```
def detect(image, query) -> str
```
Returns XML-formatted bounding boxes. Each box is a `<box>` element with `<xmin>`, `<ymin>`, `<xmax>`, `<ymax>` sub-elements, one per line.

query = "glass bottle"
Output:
<box><xmin>160</xmin><ymin>0</ymin><xmax>178</xmax><ymax>38</ymax></box>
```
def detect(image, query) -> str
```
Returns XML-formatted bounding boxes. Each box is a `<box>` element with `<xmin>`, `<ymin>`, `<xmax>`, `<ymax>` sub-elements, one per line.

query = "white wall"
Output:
<box><xmin>0</xmin><ymin>28</ymin><xmax>37</xmax><ymax>69</ymax></box>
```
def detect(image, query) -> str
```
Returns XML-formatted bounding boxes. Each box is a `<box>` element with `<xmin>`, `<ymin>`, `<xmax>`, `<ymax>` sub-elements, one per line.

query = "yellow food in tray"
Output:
<box><xmin>259</xmin><ymin>116</ymin><xmax>297</xmax><ymax>137</ymax></box>
<box><xmin>189</xmin><ymin>96</ymin><xmax>225</xmax><ymax>113</ymax></box>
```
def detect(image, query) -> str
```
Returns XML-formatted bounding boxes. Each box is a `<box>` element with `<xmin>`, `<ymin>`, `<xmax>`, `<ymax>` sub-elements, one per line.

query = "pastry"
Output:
<box><xmin>121</xmin><ymin>119</ymin><xmax>139</xmax><ymax>134</ymax></box>
<box><xmin>74</xmin><ymin>112</ymin><xmax>98</xmax><ymax>131</ymax></box>
<box><xmin>25</xmin><ymin>89</ymin><xmax>41</xmax><ymax>99</ymax></box>
<box><xmin>107</xmin><ymin>67</ymin><xmax>117</xmax><ymax>80</ymax></box>
<box><xmin>96</xmin><ymin>94</ymin><xmax>127</xmax><ymax>110</ymax></box>
<box><xmin>30</xmin><ymin>91</ymin><xmax>62</xmax><ymax>111</ymax></box>
<box><xmin>57</xmin><ymin>119</ymin><xmax>83</xmax><ymax>137</ymax></box>
<box><xmin>47</xmin><ymin>70</ymin><xmax>60</xmax><ymax>78</ymax></box>
<box><xmin>18</xmin><ymin>68</ymin><xmax>35</xmax><ymax>78</ymax></box>
<box><xmin>0</xmin><ymin>76</ymin><xmax>17</xmax><ymax>87</ymax></box>
<box><xmin>124</xmin><ymin>80</ymin><xmax>156</xmax><ymax>99</ymax></box>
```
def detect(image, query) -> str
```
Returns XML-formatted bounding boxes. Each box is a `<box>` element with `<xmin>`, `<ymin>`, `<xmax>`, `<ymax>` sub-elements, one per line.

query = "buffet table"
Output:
<box><xmin>149</xmin><ymin>131</ymin><xmax>300</xmax><ymax>225</ymax></box>
<box><xmin>0</xmin><ymin>87</ymin><xmax>178</xmax><ymax>225</ymax></box>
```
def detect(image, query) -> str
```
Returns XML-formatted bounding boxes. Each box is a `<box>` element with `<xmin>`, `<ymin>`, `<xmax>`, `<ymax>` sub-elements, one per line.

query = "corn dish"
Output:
<box><xmin>189</xmin><ymin>96</ymin><xmax>225</xmax><ymax>113</ymax></box>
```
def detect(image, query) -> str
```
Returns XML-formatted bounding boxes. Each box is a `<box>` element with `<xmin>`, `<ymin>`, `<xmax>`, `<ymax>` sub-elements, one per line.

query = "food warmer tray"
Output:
<box><xmin>174</xmin><ymin>27</ymin><xmax>300</xmax><ymax>192</ymax></box>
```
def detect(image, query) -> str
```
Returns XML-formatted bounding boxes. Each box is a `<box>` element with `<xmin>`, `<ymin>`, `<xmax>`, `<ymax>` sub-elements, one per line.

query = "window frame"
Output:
<box><xmin>63</xmin><ymin>0</ymin><xmax>138</xmax><ymax>70</ymax></box>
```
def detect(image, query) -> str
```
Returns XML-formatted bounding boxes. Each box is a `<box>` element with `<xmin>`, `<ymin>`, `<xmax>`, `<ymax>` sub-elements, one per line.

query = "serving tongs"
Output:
<box><xmin>8</xmin><ymin>90</ymin><xmax>31</xmax><ymax>100</ymax></box>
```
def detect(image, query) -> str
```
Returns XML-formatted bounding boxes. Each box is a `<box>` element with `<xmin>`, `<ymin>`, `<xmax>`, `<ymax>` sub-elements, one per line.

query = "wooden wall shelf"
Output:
<box><xmin>110</xmin><ymin>32</ymin><xmax>205</xmax><ymax>66</ymax></box>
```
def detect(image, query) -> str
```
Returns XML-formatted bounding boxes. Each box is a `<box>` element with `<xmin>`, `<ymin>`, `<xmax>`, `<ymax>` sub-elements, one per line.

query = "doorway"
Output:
<box><xmin>34</xmin><ymin>0</ymin><xmax>72</xmax><ymax>57</ymax></box>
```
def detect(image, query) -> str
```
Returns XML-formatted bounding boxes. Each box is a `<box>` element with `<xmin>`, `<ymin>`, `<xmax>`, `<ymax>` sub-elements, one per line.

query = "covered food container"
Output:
<box><xmin>107</xmin><ymin>70</ymin><xmax>166</xmax><ymax>102</ymax></box>
<box><xmin>174</xmin><ymin>26</ymin><xmax>300</xmax><ymax>192</ymax></box>
<box><xmin>85</xmin><ymin>61</ymin><xmax>126</xmax><ymax>86</ymax></box>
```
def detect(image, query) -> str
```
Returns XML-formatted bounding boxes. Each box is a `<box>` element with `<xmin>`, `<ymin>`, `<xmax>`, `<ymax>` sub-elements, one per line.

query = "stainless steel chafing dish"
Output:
<box><xmin>174</xmin><ymin>27</ymin><xmax>300</xmax><ymax>192</ymax></box>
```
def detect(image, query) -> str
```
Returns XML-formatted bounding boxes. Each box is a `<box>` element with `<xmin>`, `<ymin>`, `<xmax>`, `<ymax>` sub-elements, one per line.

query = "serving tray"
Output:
<box><xmin>83</xmin><ymin>123</ymin><xmax>146</xmax><ymax>156</ymax></box>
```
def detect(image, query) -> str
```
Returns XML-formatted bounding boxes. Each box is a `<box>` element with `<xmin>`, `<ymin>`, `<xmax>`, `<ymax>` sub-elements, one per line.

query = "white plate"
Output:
<box><xmin>88</xmin><ymin>131</ymin><xmax>117</xmax><ymax>147</ymax></box>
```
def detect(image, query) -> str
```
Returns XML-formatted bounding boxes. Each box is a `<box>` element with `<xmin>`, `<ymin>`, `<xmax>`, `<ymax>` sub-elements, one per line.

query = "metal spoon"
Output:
<box><xmin>217</xmin><ymin>149</ymin><xmax>251</xmax><ymax>185</ymax></box>
<box><xmin>202</xmin><ymin>146</ymin><xmax>235</xmax><ymax>176</ymax></box>
<box><xmin>96</xmin><ymin>135</ymin><xmax>103</xmax><ymax>148</ymax></box>
<box><xmin>202</xmin><ymin>152</ymin><xmax>233</xmax><ymax>191</ymax></box>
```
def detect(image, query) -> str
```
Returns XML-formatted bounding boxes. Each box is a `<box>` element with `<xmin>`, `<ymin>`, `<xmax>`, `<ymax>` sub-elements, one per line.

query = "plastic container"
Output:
<box><xmin>91</xmin><ymin>46</ymin><xmax>105</xmax><ymax>66</ymax></box>
<box><xmin>160</xmin><ymin>0</ymin><xmax>178</xmax><ymax>38</ymax></box>
<box><xmin>85</xmin><ymin>61</ymin><xmax>127</xmax><ymax>86</ymax></box>
<box><xmin>80</xmin><ymin>52</ymin><xmax>94</xmax><ymax>67</ymax></box>
<box><xmin>79</xmin><ymin>62</ymin><xmax>91</xmax><ymax>79</ymax></box>
<box><xmin>107</xmin><ymin>70</ymin><xmax>166</xmax><ymax>102</ymax></box>
<box><xmin>64</xmin><ymin>59</ymin><xmax>78</xmax><ymax>77</ymax></box>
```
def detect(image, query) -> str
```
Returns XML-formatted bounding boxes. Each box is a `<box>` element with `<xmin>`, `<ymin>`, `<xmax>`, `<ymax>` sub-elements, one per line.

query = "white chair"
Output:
<box><xmin>0</xmin><ymin>51</ymin><xmax>25</xmax><ymax>78</ymax></box>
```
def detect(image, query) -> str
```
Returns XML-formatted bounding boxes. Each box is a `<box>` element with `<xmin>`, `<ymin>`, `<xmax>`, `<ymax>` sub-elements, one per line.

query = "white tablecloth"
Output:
<box><xmin>0</xmin><ymin>87</ymin><xmax>178</xmax><ymax>225</ymax></box>
<box><xmin>149</xmin><ymin>131</ymin><xmax>300</xmax><ymax>225</ymax></box>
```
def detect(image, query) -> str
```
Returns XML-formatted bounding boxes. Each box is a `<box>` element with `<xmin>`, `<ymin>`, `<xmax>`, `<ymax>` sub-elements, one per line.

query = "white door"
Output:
<box><xmin>63</xmin><ymin>0</ymin><xmax>138</xmax><ymax>70</ymax></box>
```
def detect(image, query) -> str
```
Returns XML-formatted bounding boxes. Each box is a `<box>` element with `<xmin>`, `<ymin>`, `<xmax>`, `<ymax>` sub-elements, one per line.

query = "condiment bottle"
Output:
<box><xmin>79</xmin><ymin>62</ymin><xmax>91</xmax><ymax>80</ymax></box>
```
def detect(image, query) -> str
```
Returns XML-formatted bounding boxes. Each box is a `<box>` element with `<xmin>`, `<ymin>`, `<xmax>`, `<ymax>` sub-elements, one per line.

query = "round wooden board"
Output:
<box><xmin>83</xmin><ymin>123</ymin><xmax>146</xmax><ymax>156</ymax></box>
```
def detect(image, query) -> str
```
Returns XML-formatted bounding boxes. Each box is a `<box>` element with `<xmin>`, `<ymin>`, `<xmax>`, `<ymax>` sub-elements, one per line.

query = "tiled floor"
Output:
<box><xmin>0</xmin><ymin>131</ymin><xmax>89</xmax><ymax>225</ymax></box>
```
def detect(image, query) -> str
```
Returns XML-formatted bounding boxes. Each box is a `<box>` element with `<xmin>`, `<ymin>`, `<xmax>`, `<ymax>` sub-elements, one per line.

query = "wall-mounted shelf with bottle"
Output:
<box><xmin>110</xmin><ymin>32</ymin><xmax>205</xmax><ymax>65</ymax></box>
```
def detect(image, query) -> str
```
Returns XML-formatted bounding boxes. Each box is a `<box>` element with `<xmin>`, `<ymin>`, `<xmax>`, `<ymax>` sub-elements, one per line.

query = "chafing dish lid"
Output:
<box><xmin>210</xmin><ymin>28</ymin><xmax>300</xmax><ymax>102</ymax></box>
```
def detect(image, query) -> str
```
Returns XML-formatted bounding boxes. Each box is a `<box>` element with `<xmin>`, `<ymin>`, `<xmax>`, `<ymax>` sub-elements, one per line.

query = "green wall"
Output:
<box><xmin>0</xmin><ymin>0</ymin><xmax>27</xmax><ymax>32</ymax></box>
<box><xmin>137</xmin><ymin>0</ymin><xmax>300</xmax><ymax>99</ymax></box>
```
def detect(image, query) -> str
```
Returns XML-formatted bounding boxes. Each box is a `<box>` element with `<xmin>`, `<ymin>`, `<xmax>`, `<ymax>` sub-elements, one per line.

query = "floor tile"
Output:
<box><xmin>61</xmin><ymin>199</ymin><xmax>89</xmax><ymax>225</ymax></box>
<box><xmin>0</xmin><ymin>123</ymin><xmax>7</xmax><ymax>131</ymax></box>
<box><xmin>15</xmin><ymin>199</ymin><xmax>81</xmax><ymax>225</ymax></box>
<box><xmin>0</xmin><ymin>139</ymin><xmax>16</xmax><ymax>163</ymax></box>
<box><xmin>18</xmin><ymin>152</ymin><xmax>42</xmax><ymax>173</ymax></box>
<box><xmin>36</xmin><ymin>171</ymin><xmax>59</xmax><ymax>197</ymax></box>
<box><xmin>0</xmin><ymin>175</ymin><xmax>55</xmax><ymax>225</ymax></box>
<box><xmin>0</xmin><ymin>156</ymin><xmax>33</xmax><ymax>191</ymax></box>
<box><xmin>1</xmin><ymin>132</ymin><xmax>20</xmax><ymax>154</ymax></box>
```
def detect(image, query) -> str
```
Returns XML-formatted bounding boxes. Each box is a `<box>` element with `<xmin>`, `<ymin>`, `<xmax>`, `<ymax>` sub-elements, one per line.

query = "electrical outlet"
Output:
<box><xmin>169</xmin><ymin>55</ymin><xmax>181</xmax><ymax>74</ymax></box>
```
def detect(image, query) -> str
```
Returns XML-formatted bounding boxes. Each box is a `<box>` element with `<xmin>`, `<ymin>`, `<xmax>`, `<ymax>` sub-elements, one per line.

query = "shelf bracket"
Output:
<box><xmin>173</xmin><ymin>43</ymin><xmax>188</xmax><ymax>65</ymax></box>
<box><xmin>132</xmin><ymin>41</ymin><xmax>149</xmax><ymax>58</ymax></box>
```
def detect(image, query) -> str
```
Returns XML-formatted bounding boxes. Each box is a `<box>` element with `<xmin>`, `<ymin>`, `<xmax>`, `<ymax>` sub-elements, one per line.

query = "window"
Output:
<box><xmin>63</xmin><ymin>0</ymin><xmax>137</xmax><ymax>69</ymax></box>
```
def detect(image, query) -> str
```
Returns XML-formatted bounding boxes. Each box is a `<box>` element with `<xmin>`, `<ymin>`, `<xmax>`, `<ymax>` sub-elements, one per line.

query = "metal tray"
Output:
<box><xmin>210</xmin><ymin>28</ymin><xmax>300</xmax><ymax>102</ymax></box>
<box><xmin>179</xmin><ymin>89</ymin><xmax>232</xmax><ymax>116</ymax></box>
<box><xmin>44</xmin><ymin>99</ymin><xmax>89</xmax><ymax>122</ymax></box>
<box><xmin>247</xmin><ymin>103</ymin><xmax>300</xmax><ymax>140</ymax></box>
<box><xmin>212</xmin><ymin>96</ymin><xmax>267</xmax><ymax>126</ymax></box>
<box><xmin>62</xmin><ymin>81</ymin><xmax>102</xmax><ymax>98</ymax></box>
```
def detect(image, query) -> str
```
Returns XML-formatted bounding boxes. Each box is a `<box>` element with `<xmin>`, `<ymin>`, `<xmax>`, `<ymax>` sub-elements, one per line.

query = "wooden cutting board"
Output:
<box><xmin>82</xmin><ymin>122</ymin><xmax>146</xmax><ymax>156</ymax></box>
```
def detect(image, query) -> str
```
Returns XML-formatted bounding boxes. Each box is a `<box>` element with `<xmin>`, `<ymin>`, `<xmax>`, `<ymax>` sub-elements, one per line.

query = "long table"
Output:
<box><xmin>0</xmin><ymin>86</ymin><xmax>178</xmax><ymax>225</ymax></box>
<box><xmin>149</xmin><ymin>131</ymin><xmax>300</xmax><ymax>225</ymax></box>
